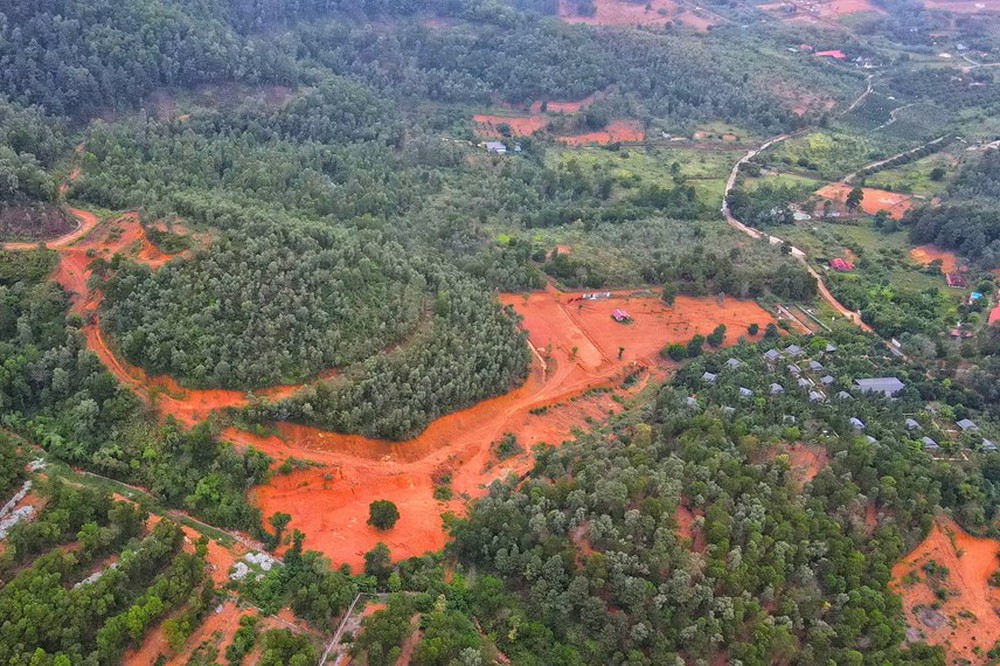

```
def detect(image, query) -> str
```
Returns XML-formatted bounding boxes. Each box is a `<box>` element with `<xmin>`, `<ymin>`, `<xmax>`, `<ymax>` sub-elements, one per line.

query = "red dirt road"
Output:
<box><xmin>891</xmin><ymin>516</ymin><xmax>1000</xmax><ymax>663</ymax></box>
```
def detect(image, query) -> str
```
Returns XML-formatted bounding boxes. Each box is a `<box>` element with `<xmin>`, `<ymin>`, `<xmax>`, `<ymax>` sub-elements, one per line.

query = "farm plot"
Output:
<box><xmin>815</xmin><ymin>182</ymin><xmax>914</xmax><ymax>219</ymax></box>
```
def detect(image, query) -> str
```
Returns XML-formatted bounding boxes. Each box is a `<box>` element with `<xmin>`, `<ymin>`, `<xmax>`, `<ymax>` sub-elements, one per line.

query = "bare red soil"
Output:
<box><xmin>675</xmin><ymin>505</ymin><xmax>707</xmax><ymax>552</ymax></box>
<box><xmin>785</xmin><ymin>442</ymin><xmax>830</xmax><ymax>484</ymax></box>
<box><xmin>529</xmin><ymin>95</ymin><xmax>596</xmax><ymax>114</ymax></box>
<box><xmin>891</xmin><ymin>516</ymin><xmax>1000</xmax><ymax>663</ymax></box>
<box><xmin>559</xmin><ymin>0</ymin><xmax>718</xmax><ymax>29</ymax></box>
<box><xmin>910</xmin><ymin>244</ymin><xmax>961</xmax><ymax>274</ymax></box>
<box><xmin>558</xmin><ymin>120</ymin><xmax>645</xmax><ymax>145</ymax></box>
<box><xmin>815</xmin><ymin>183</ymin><xmax>913</xmax><ymax>220</ymax></box>
<box><xmin>244</xmin><ymin>290</ymin><xmax>774</xmax><ymax>570</ymax></box>
<box><xmin>473</xmin><ymin>113</ymin><xmax>550</xmax><ymax>137</ymax></box>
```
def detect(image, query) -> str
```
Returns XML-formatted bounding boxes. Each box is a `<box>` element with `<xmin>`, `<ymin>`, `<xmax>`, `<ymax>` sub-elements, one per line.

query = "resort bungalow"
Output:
<box><xmin>849</xmin><ymin>417</ymin><xmax>865</xmax><ymax>431</ymax></box>
<box><xmin>739</xmin><ymin>387</ymin><xmax>754</xmax><ymax>398</ymax></box>
<box><xmin>820</xmin><ymin>375</ymin><xmax>835</xmax><ymax>386</ymax></box>
<box><xmin>727</xmin><ymin>358</ymin><xmax>743</xmax><ymax>369</ymax></box>
<box><xmin>785</xmin><ymin>344</ymin><xmax>805</xmax><ymax>358</ymax></box>
<box><xmin>702</xmin><ymin>372</ymin><xmax>717</xmax><ymax>384</ymax></box>
<box><xmin>770</xmin><ymin>383</ymin><xmax>785</xmax><ymax>395</ymax></box>
<box><xmin>922</xmin><ymin>436</ymin><xmax>940</xmax><ymax>452</ymax></box>
<box><xmin>983</xmin><ymin>438</ymin><xmax>997</xmax><ymax>452</ymax></box>
<box><xmin>809</xmin><ymin>391</ymin><xmax>825</xmax><ymax>403</ymax></box>
<box><xmin>808</xmin><ymin>360</ymin><xmax>824</xmax><ymax>373</ymax></box>
<box><xmin>837</xmin><ymin>391</ymin><xmax>853</xmax><ymax>400</ymax></box>
<box><xmin>905</xmin><ymin>418</ymin><xmax>921</xmax><ymax>431</ymax></box>
<box><xmin>957</xmin><ymin>418</ymin><xmax>979</xmax><ymax>433</ymax></box>
<box><xmin>788</xmin><ymin>364</ymin><xmax>802</xmax><ymax>376</ymax></box>
<box><xmin>855</xmin><ymin>377</ymin><xmax>905</xmax><ymax>398</ymax></box>
<box><xmin>763</xmin><ymin>349</ymin><xmax>781</xmax><ymax>364</ymax></box>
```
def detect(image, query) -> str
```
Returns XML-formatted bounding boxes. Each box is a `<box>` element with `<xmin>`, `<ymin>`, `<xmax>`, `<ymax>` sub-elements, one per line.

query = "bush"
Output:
<box><xmin>661</xmin><ymin>343</ymin><xmax>687</xmax><ymax>361</ymax></box>
<box><xmin>368</xmin><ymin>500</ymin><xmax>400</xmax><ymax>530</ymax></box>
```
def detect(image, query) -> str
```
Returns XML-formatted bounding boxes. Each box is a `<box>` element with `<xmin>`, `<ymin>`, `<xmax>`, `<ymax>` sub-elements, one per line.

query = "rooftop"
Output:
<box><xmin>855</xmin><ymin>377</ymin><xmax>905</xmax><ymax>398</ymax></box>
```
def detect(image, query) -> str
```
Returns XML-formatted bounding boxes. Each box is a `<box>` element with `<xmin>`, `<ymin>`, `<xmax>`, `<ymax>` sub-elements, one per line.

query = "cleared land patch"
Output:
<box><xmin>815</xmin><ymin>182</ymin><xmax>913</xmax><ymax>219</ymax></box>
<box><xmin>891</xmin><ymin>516</ymin><xmax>1000</xmax><ymax>663</ymax></box>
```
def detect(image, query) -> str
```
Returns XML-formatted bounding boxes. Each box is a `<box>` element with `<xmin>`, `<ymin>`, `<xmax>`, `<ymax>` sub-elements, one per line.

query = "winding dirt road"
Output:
<box><xmin>721</xmin><ymin>134</ymin><xmax>873</xmax><ymax>332</ymax></box>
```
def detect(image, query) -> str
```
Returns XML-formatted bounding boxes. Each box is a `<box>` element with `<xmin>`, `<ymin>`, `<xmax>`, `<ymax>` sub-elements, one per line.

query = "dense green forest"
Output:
<box><xmin>907</xmin><ymin>149</ymin><xmax>1000</xmax><ymax>267</ymax></box>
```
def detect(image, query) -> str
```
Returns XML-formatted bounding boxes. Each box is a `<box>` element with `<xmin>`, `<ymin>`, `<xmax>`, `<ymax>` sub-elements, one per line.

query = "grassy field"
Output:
<box><xmin>764</xmin><ymin>126</ymin><xmax>913</xmax><ymax>180</ymax></box>
<box><xmin>551</xmin><ymin>144</ymin><xmax>736</xmax><ymax>210</ymax></box>
<box><xmin>861</xmin><ymin>150</ymin><xmax>957</xmax><ymax>197</ymax></box>
<box><xmin>766</xmin><ymin>218</ymin><xmax>961</xmax><ymax>326</ymax></box>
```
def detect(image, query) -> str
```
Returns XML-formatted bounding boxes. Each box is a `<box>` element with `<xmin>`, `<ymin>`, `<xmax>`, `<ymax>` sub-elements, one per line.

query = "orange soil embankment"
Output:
<box><xmin>244</xmin><ymin>290</ymin><xmax>775</xmax><ymax>571</ymax></box>
<box><xmin>43</xmin><ymin>211</ymin><xmax>301</xmax><ymax>426</ymax></box>
<box><xmin>891</xmin><ymin>515</ymin><xmax>1000</xmax><ymax>662</ymax></box>
<box><xmin>473</xmin><ymin>114</ymin><xmax>550</xmax><ymax>138</ymax></box>
<box><xmin>910</xmin><ymin>244</ymin><xmax>960</xmax><ymax>274</ymax></box>
<box><xmin>0</xmin><ymin>208</ymin><xmax>100</xmax><ymax>252</ymax></box>
<box><xmin>558</xmin><ymin>120</ymin><xmax>646</xmax><ymax>146</ymax></box>
<box><xmin>815</xmin><ymin>183</ymin><xmax>913</xmax><ymax>220</ymax></box>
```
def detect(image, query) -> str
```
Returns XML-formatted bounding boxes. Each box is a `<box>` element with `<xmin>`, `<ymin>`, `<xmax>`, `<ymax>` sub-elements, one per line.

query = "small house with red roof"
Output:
<box><xmin>830</xmin><ymin>258</ymin><xmax>854</xmax><ymax>272</ymax></box>
<box><xmin>611</xmin><ymin>308</ymin><xmax>632</xmax><ymax>323</ymax></box>
<box><xmin>945</xmin><ymin>272</ymin><xmax>967</xmax><ymax>288</ymax></box>
<box><xmin>989</xmin><ymin>305</ymin><xmax>1000</xmax><ymax>326</ymax></box>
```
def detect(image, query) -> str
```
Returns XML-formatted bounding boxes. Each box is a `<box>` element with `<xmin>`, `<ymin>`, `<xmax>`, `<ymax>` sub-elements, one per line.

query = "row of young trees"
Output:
<box><xmin>0</xmin><ymin>477</ymin><xmax>212</xmax><ymax>665</ymax></box>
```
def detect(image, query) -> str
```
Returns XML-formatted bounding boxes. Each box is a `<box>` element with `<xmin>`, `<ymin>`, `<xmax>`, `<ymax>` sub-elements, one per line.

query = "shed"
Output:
<box><xmin>685</xmin><ymin>396</ymin><xmax>700</xmax><ymax>409</ymax></box>
<box><xmin>849</xmin><ymin>417</ymin><xmax>865</xmax><ymax>431</ymax></box>
<box><xmin>957</xmin><ymin>418</ymin><xmax>979</xmax><ymax>432</ymax></box>
<box><xmin>945</xmin><ymin>272</ymin><xmax>967</xmax><ymax>288</ymax></box>
<box><xmin>485</xmin><ymin>141</ymin><xmax>507</xmax><ymax>154</ymax></box>
<box><xmin>837</xmin><ymin>391</ymin><xmax>853</xmax><ymax>400</ymax></box>
<box><xmin>702</xmin><ymin>372</ymin><xmax>717</xmax><ymax>384</ymax></box>
<box><xmin>739</xmin><ymin>387</ymin><xmax>754</xmax><ymax>398</ymax></box>
<box><xmin>855</xmin><ymin>377</ymin><xmax>905</xmax><ymax>398</ymax></box>
<box><xmin>721</xmin><ymin>406</ymin><xmax>736</xmax><ymax>416</ymax></box>
<box><xmin>783</xmin><ymin>415</ymin><xmax>797</xmax><ymax>424</ymax></box>
<box><xmin>922</xmin><ymin>436</ymin><xmax>940</xmax><ymax>451</ymax></box>
<box><xmin>727</xmin><ymin>358</ymin><xmax>743</xmax><ymax>369</ymax></box>
<box><xmin>825</xmin><ymin>343</ymin><xmax>837</xmax><ymax>353</ymax></box>
<box><xmin>611</xmin><ymin>308</ymin><xmax>632</xmax><ymax>323</ymax></box>
<box><xmin>770</xmin><ymin>383</ymin><xmax>785</xmax><ymax>395</ymax></box>
<box><xmin>865</xmin><ymin>436</ymin><xmax>878</xmax><ymax>444</ymax></box>
<box><xmin>983</xmin><ymin>438</ymin><xmax>997</xmax><ymax>452</ymax></box>
<box><xmin>905</xmin><ymin>418</ymin><xmax>920</xmax><ymax>431</ymax></box>
<box><xmin>830</xmin><ymin>258</ymin><xmax>854</xmax><ymax>272</ymax></box>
